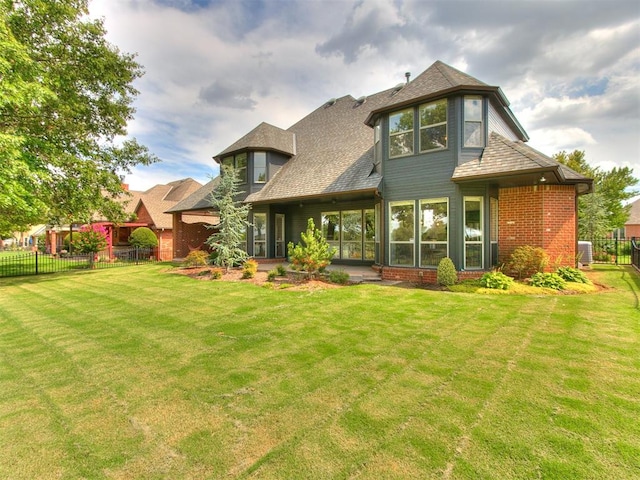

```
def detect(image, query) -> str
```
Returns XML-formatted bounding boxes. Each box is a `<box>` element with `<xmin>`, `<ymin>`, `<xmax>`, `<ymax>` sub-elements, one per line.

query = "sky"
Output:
<box><xmin>88</xmin><ymin>0</ymin><xmax>640</xmax><ymax>196</ymax></box>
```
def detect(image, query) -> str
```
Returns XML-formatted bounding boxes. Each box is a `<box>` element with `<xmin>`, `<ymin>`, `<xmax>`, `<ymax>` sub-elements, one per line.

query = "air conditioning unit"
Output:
<box><xmin>578</xmin><ymin>241</ymin><xmax>593</xmax><ymax>265</ymax></box>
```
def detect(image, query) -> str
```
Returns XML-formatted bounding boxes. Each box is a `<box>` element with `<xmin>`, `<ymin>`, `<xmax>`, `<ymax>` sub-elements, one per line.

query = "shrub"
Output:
<box><xmin>556</xmin><ymin>266</ymin><xmax>590</xmax><ymax>284</ymax></box>
<box><xmin>184</xmin><ymin>250</ymin><xmax>209</xmax><ymax>267</ymax></box>
<box><xmin>288</xmin><ymin>218</ymin><xmax>337</xmax><ymax>278</ymax></box>
<box><xmin>211</xmin><ymin>268</ymin><xmax>223</xmax><ymax>279</ymax></box>
<box><xmin>480</xmin><ymin>271</ymin><xmax>513</xmax><ymax>290</ymax></box>
<box><xmin>328</xmin><ymin>270</ymin><xmax>350</xmax><ymax>285</ymax></box>
<box><xmin>242</xmin><ymin>259</ymin><xmax>258</xmax><ymax>279</ymax></box>
<box><xmin>129</xmin><ymin>227</ymin><xmax>158</xmax><ymax>248</ymax></box>
<box><xmin>436</xmin><ymin>257</ymin><xmax>457</xmax><ymax>286</ymax></box>
<box><xmin>529</xmin><ymin>272</ymin><xmax>566</xmax><ymax>290</ymax></box>
<box><xmin>267</xmin><ymin>269</ymin><xmax>278</xmax><ymax>282</ymax></box>
<box><xmin>73</xmin><ymin>224</ymin><xmax>108</xmax><ymax>254</ymax></box>
<box><xmin>63</xmin><ymin>232</ymin><xmax>80</xmax><ymax>250</ymax></box>
<box><xmin>197</xmin><ymin>269</ymin><xmax>211</xmax><ymax>276</ymax></box>
<box><xmin>276</xmin><ymin>264</ymin><xmax>287</xmax><ymax>276</ymax></box>
<box><xmin>593</xmin><ymin>251</ymin><xmax>612</xmax><ymax>262</ymax></box>
<box><xmin>507</xmin><ymin>246</ymin><xmax>549</xmax><ymax>279</ymax></box>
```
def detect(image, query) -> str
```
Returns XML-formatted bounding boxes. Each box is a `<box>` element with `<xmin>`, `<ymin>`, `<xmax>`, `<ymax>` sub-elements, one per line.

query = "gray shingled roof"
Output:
<box><xmin>166</xmin><ymin>177</ymin><xmax>220</xmax><ymax>213</ymax></box>
<box><xmin>452</xmin><ymin>132</ymin><xmax>592</xmax><ymax>191</ymax></box>
<box><xmin>245</xmin><ymin>89</ymin><xmax>398</xmax><ymax>203</ymax></box>
<box><xmin>215</xmin><ymin>122</ymin><xmax>295</xmax><ymax>159</ymax></box>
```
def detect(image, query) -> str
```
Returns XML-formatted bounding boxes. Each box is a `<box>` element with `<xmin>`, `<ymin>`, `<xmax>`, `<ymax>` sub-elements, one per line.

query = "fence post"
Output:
<box><xmin>35</xmin><ymin>250</ymin><xmax>39</xmax><ymax>275</ymax></box>
<box><xmin>135</xmin><ymin>246</ymin><xmax>139</xmax><ymax>265</ymax></box>
<box><xmin>615</xmin><ymin>237</ymin><xmax>619</xmax><ymax>266</ymax></box>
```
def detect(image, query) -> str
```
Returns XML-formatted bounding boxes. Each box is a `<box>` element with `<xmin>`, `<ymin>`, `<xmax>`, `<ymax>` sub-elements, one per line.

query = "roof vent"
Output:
<box><xmin>355</xmin><ymin>95</ymin><xmax>367</xmax><ymax>106</ymax></box>
<box><xmin>405</xmin><ymin>71</ymin><xmax>411</xmax><ymax>83</ymax></box>
<box><xmin>325</xmin><ymin>98</ymin><xmax>337</xmax><ymax>107</ymax></box>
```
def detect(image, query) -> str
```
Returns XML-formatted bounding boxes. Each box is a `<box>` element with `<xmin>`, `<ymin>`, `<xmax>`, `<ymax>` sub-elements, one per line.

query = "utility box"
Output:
<box><xmin>578</xmin><ymin>241</ymin><xmax>593</xmax><ymax>265</ymax></box>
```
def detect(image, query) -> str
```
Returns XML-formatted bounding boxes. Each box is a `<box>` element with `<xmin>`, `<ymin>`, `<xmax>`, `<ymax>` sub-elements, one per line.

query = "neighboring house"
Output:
<box><xmin>625</xmin><ymin>199</ymin><xmax>640</xmax><ymax>237</ymax></box>
<box><xmin>91</xmin><ymin>178</ymin><xmax>203</xmax><ymax>260</ymax></box>
<box><xmin>166</xmin><ymin>178</ymin><xmax>220</xmax><ymax>259</ymax></box>
<box><xmin>171</xmin><ymin>61</ymin><xmax>593</xmax><ymax>282</ymax></box>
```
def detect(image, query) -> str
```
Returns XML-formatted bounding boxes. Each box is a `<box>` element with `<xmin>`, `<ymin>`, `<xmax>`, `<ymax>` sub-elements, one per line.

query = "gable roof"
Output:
<box><xmin>245</xmin><ymin>89</ymin><xmax>398</xmax><ymax>203</ymax></box>
<box><xmin>166</xmin><ymin>177</ymin><xmax>220</xmax><ymax>213</ymax></box>
<box><xmin>136</xmin><ymin>178</ymin><xmax>203</xmax><ymax>228</ymax></box>
<box><xmin>215</xmin><ymin>122</ymin><xmax>296</xmax><ymax>159</ymax></box>
<box><xmin>452</xmin><ymin>132</ymin><xmax>593</xmax><ymax>193</ymax></box>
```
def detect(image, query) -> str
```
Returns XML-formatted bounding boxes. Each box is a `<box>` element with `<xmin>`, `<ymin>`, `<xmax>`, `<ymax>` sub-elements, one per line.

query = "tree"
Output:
<box><xmin>73</xmin><ymin>223</ymin><xmax>109</xmax><ymax>268</ymax></box>
<box><xmin>0</xmin><ymin>0</ymin><xmax>156</xmax><ymax>232</ymax></box>
<box><xmin>287</xmin><ymin>218</ymin><xmax>337</xmax><ymax>278</ymax></box>
<box><xmin>205</xmin><ymin>166</ymin><xmax>251</xmax><ymax>271</ymax></box>
<box><xmin>554</xmin><ymin>150</ymin><xmax>638</xmax><ymax>240</ymax></box>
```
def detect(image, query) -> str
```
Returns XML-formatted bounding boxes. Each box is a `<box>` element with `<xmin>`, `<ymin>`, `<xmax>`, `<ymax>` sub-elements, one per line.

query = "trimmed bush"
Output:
<box><xmin>507</xmin><ymin>246</ymin><xmax>549</xmax><ymax>279</ymax></box>
<box><xmin>129</xmin><ymin>227</ymin><xmax>158</xmax><ymax>248</ymax></box>
<box><xmin>184</xmin><ymin>250</ymin><xmax>209</xmax><ymax>267</ymax></box>
<box><xmin>328</xmin><ymin>270</ymin><xmax>350</xmax><ymax>285</ymax></box>
<box><xmin>436</xmin><ymin>257</ymin><xmax>457</xmax><ymax>286</ymax></box>
<box><xmin>556</xmin><ymin>266</ymin><xmax>590</xmax><ymax>284</ymax></box>
<box><xmin>480</xmin><ymin>271</ymin><xmax>513</xmax><ymax>290</ymax></box>
<box><xmin>276</xmin><ymin>264</ymin><xmax>287</xmax><ymax>276</ymax></box>
<box><xmin>211</xmin><ymin>268</ymin><xmax>223</xmax><ymax>279</ymax></box>
<box><xmin>242</xmin><ymin>259</ymin><xmax>258</xmax><ymax>279</ymax></box>
<box><xmin>267</xmin><ymin>269</ymin><xmax>278</xmax><ymax>282</ymax></box>
<box><xmin>530</xmin><ymin>272</ymin><xmax>566</xmax><ymax>290</ymax></box>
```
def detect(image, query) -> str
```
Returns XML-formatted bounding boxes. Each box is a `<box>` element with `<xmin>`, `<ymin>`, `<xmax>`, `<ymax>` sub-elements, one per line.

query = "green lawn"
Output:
<box><xmin>0</xmin><ymin>265</ymin><xmax>638</xmax><ymax>479</ymax></box>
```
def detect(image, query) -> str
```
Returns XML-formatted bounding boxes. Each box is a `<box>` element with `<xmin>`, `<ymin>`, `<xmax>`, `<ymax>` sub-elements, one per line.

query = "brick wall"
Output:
<box><xmin>499</xmin><ymin>185</ymin><xmax>577</xmax><ymax>268</ymax></box>
<box><xmin>381</xmin><ymin>267</ymin><xmax>484</xmax><ymax>284</ymax></box>
<box><xmin>172</xmin><ymin>213</ymin><xmax>213</xmax><ymax>259</ymax></box>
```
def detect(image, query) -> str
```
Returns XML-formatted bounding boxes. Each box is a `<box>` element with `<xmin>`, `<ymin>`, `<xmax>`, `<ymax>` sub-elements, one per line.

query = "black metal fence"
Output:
<box><xmin>589</xmin><ymin>237</ymin><xmax>633</xmax><ymax>265</ymax></box>
<box><xmin>631</xmin><ymin>238</ymin><xmax>640</xmax><ymax>271</ymax></box>
<box><xmin>0</xmin><ymin>247</ymin><xmax>157</xmax><ymax>278</ymax></box>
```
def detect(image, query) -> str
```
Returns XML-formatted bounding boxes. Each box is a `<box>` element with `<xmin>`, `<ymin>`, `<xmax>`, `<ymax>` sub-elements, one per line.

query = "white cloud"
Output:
<box><xmin>89</xmin><ymin>0</ymin><xmax>640</xmax><ymax>190</ymax></box>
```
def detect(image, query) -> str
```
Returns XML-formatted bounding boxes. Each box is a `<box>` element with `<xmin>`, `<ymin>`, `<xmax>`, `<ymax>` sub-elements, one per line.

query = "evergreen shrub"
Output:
<box><xmin>184</xmin><ymin>250</ymin><xmax>209</xmax><ymax>267</ymax></box>
<box><xmin>507</xmin><ymin>246</ymin><xmax>549</xmax><ymax>279</ymax></box>
<box><xmin>129</xmin><ymin>227</ymin><xmax>158</xmax><ymax>248</ymax></box>
<box><xmin>436</xmin><ymin>257</ymin><xmax>457</xmax><ymax>286</ymax></box>
<box><xmin>328</xmin><ymin>270</ymin><xmax>350</xmax><ymax>284</ymax></box>
<box><xmin>242</xmin><ymin>259</ymin><xmax>258</xmax><ymax>279</ymax></box>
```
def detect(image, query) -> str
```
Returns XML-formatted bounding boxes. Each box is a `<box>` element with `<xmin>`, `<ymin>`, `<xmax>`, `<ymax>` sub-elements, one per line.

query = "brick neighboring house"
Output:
<box><xmin>624</xmin><ymin>198</ymin><xmax>640</xmax><ymax>237</ymax></box>
<box><xmin>170</xmin><ymin>61</ymin><xmax>593</xmax><ymax>282</ymax></box>
<box><xmin>91</xmin><ymin>178</ymin><xmax>204</xmax><ymax>260</ymax></box>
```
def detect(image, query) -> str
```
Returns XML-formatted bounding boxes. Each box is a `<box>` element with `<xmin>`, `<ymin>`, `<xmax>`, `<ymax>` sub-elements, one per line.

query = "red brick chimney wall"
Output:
<box><xmin>499</xmin><ymin>185</ymin><xmax>577</xmax><ymax>268</ymax></box>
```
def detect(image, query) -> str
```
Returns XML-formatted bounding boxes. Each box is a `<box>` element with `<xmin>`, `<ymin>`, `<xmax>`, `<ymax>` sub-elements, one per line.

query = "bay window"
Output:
<box><xmin>420</xmin><ymin>198</ymin><xmax>448</xmax><ymax>267</ymax></box>
<box><xmin>389</xmin><ymin>108</ymin><xmax>414</xmax><ymax>158</ymax></box>
<box><xmin>419</xmin><ymin>99</ymin><xmax>447</xmax><ymax>152</ymax></box>
<box><xmin>464</xmin><ymin>96</ymin><xmax>484</xmax><ymax>147</ymax></box>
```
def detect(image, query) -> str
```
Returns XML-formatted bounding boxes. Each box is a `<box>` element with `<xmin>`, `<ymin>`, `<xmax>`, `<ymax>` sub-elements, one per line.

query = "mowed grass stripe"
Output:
<box><xmin>0</xmin><ymin>264</ymin><xmax>638</xmax><ymax>479</ymax></box>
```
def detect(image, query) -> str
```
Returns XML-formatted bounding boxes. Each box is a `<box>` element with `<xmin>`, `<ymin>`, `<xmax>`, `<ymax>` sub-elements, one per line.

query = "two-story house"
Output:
<box><xmin>170</xmin><ymin>61</ymin><xmax>592</xmax><ymax>282</ymax></box>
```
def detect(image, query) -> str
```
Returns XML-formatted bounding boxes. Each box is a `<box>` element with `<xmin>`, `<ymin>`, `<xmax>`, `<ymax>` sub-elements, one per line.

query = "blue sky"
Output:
<box><xmin>89</xmin><ymin>0</ymin><xmax>640</xmax><ymax>194</ymax></box>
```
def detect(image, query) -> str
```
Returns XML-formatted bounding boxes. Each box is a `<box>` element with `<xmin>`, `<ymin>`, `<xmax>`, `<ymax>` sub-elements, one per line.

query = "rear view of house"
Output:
<box><xmin>171</xmin><ymin>61</ymin><xmax>592</xmax><ymax>281</ymax></box>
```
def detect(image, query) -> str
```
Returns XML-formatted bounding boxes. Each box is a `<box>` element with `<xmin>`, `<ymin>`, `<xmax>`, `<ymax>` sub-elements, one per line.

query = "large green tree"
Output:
<box><xmin>554</xmin><ymin>150</ymin><xmax>638</xmax><ymax>240</ymax></box>
<box><xmin>205</xmin><ymin>166</ymin><xmax>251</xmax><ymax>271</ymax></box>
<box><xmin>0</xmin><ymin>0</ymin><xmax>156</xmax><ymax>232</ymax></box>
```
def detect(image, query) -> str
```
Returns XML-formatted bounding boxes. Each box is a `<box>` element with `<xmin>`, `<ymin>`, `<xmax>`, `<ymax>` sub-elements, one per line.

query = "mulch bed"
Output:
<box><xmin>169</xmin><ymin>266</ymin><xmax>343</xmax><ymax>290</ymax></box>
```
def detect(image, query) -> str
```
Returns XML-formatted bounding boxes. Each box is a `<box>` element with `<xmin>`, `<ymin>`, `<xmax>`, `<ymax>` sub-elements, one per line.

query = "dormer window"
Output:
<box><xmin>464</xmin><ymin>96</ymin><xmax>484</xmax><ymax>147</ymax></box>
<box><xmin>389</xmin><ymin>108</ymin><xmax>414</xmax><ymax>158</ymax></box>
<box><xmin>419</xmin><ymin>99</ymin><xmax>447</xmax><ymax>152</ymax></box>
<box><xmin>221</xmin><ymin>153</ymin><xmax>247</xmax><ymax>183</ymax></box>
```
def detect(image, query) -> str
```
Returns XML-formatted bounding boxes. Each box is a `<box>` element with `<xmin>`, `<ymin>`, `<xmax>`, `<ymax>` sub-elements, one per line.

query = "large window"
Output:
<box><xmin>221</xmin><ymin>152</ymin><xmax>248</xmax><ymax>183</ymax></box>
<box><xmin>275</xmin><ymin>214</ymin><xmax>285</xmax><ymax>257</ymax></box>
<box><xmin>253</xmin><ymin>212</ymin><xmax>266</xmax><ymax>257</ymax></box>
<box><xmin>464</xmin><ymin>197</ymin><xmax>483</xmax><ymax>269</ymax></box>
<box><xmin>420</xmin><ymin>198</ymin><xmax>448</xmax><ymax>267</ymax></box>
<box><xmin>419</xmin><ymin>99</ymin><xmax>447</xmax><ymax>152</ymax></box>
<box><xmin>254</xmin><ymin>151</ymin><xmax>266</xmax><ymax>183</ymax></box>
<box><xmin>321</xmin><ymin>209</ymin><xmax>376</xmax><ymax>261</ymax></box>
<box><xmin>389</xmin><ymin>108</ymin><xmax>414</xmax><ymax>158</ymax></box>
<box><xmin>464</xmin><ymin>96</ymin><xmax>484</xmax><ymax>147</ymax></box>
<box><xmin>389</xmin><ymin>201</ymin><xmax>414</xmax><ymax>266</ymax></box>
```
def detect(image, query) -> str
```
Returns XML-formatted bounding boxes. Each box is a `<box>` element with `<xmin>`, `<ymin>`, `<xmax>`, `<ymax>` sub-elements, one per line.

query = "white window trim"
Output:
<box><xmin>419</xmin><ymin>99</ymin><xmax>448</xmax><ymax>153</ymax></box>
<box><xmin>389</xmin><ymin>200</ymin><xmax>415</xmax><ymax>267</ymax></box>
<box><xmin>419</xmin><ymin>197</ymin><xmax>449</xmax><ymax>267</ymax></box>
<box><xmin>464</xmin><ymin>196</ymin><xmax>484</xmax><ymax>270</ymax></box>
